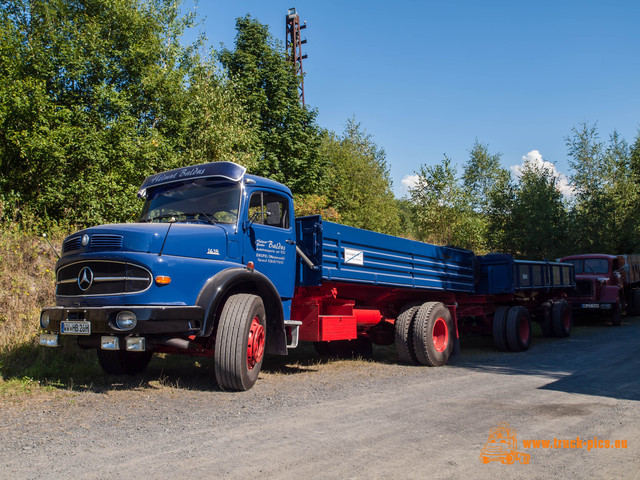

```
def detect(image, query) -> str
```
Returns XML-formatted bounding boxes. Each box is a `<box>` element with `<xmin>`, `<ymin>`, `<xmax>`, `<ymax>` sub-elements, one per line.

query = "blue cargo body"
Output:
<box><xmin>296</xmin><ymin>216</ymin><xmax>476</xmax><ymax>293</ymax></box>
<box><xmin>476</xmin><ymin>253</ymin><xmax>574</xmax><ymax>295</ymax></box>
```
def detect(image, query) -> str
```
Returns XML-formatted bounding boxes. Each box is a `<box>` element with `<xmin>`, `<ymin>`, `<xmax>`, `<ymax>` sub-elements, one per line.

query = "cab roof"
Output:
<box><xmin>137</xmin><ymin>161</ymin><xmax>292</xmax><ymax>198</ymax></box>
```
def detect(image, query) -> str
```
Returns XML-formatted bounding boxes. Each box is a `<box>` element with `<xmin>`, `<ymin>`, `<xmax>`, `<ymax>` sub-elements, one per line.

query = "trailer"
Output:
<box><xmin>38</xmin><ymin>161</ymin><xmax>575</xmax><ymax>391</ymax></box>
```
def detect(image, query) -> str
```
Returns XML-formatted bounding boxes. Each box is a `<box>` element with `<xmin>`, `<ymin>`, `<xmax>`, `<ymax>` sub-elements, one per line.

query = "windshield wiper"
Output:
<box><xmin>178</xmin><ymin>212</ymin><xmax>216</xmax><ymax>224</ymax></box>
<box><xmin>140</xmin><ymin>212</ymin><xmax>216</xmax><ymax>224</ymax></box>
<box><xmin>140</xmin><ymin>213</ymin><xmax>179</xmax><ymax>223</ymax></box>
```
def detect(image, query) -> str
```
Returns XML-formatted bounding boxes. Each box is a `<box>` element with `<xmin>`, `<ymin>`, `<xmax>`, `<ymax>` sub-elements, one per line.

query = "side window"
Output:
<box><xmin>248</xmin><ymin>192</ymin><xmax>290</xmax><ymax>229</ymax></box>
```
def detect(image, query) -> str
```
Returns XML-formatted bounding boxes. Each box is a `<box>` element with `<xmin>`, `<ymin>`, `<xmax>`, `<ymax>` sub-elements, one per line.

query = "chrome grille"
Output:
<box><xmin>56</xmin><ymin>261</ymin><xmax>152</xmax><ymax>296</ymax></box>
<box><xmin>90</xmin><ymin>234</ymin><xmax>123</xmax><ymax>249</ymax></box>
<box><xmin>63</xmin><ymin>236</ymin><xmax>82</xmax><ymax>253</ymax></box>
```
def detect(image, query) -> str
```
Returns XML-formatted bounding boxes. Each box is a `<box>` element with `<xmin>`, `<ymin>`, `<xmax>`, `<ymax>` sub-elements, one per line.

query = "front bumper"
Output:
<box><xmin>39</xmin><ymin>305</ymin><xmax>205</xmax><ymax>338</ymax></box>
<box><xmin>568</xmin><ymin>301</ymin><xmax>614</xmax><ymax>310</ymax></box>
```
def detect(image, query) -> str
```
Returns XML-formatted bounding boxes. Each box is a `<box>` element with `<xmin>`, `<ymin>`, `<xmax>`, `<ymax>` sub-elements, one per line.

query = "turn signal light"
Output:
<box><xmin>155</xmin><ymin>275</ymin><xmax>171</xmax><ymax>285</ymax></box>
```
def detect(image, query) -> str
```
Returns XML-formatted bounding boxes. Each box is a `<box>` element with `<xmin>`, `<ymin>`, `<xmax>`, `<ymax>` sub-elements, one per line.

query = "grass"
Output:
<box><xmin>0</xmin><ymin>225</ymin><xmax>83</xmax><ymax>397</ymax></box>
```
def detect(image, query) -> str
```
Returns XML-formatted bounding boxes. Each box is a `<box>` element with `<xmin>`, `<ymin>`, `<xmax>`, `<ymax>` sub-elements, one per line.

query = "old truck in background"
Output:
<box><xmin>560</xmin><ymin>253</ymin><xmax>640</xmax><ymax>325</ymax></box>
<box><xmin>38</xmin><ymin>162</ymin><xmax>575</xmax><ymax>391</ymax></box>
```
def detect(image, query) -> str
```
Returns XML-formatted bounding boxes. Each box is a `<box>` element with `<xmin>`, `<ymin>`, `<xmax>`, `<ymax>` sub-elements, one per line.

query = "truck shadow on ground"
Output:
<box><xmin>455</xmin><ymin>316</ymin><xmax>640</xmax><ymax>402</ymax></box>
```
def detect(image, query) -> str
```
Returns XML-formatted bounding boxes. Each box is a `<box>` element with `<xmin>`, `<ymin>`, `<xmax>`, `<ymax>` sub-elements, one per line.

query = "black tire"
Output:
<box><xmin>538</xmin><ymin>301</ymin><xmax>553</xmax><ymax>337</ymax></box>
<box><xmin>505</xmin><ymin>306</ymin><xmax>532</xmax><ymax>352</ymax></box>
<box><xmin>214</xmin><ymin>294</ymin><xmax>266</xmax><ymax>391</ymax></box>
<box><xmin>612</xmin><ymin>299</ymin><xmax>622</xmax><ymax>326</ymax></box>
<box><xmin>492</xmin><ymin>306</ymin><xmax>510</xmax><ymax>351</ymax></box>
<box><xmin>551</xmin><ymin>300</ymin><xmax>572</xmax><ymax>337</ymax></box>
<box><xmin>412</xmin><ymin>302</ymin><xmax>454</xmax><ymax>367</ymax></box>
<box><xmin>395</xmin><ymin>304</ymin><xmax>420</xmax><ymax>365</ymax></box>
<box><xmin>96</xmin><ymin>348</ymin><xmax>153</xmax><ymax>375</ymax></box>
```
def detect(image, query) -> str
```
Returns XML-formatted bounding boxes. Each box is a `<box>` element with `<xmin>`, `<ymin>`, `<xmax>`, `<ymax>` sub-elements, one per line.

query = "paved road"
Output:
<box><xmin>1</xmin><ymin>316</ymin><xmax>639</xmax><ymax>479</ymax></box>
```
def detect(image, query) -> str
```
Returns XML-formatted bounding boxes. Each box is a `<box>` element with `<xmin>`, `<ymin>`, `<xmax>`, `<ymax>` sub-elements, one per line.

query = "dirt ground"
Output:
<box><xmin>1</xmin><ymin>316</ymin><xmax>639</xmax><ymax>480</ymax></box>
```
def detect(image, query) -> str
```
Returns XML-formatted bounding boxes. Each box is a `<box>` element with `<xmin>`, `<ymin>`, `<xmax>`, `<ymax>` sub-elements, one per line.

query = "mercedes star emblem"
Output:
<box><xmin>77</xmin><ymin>266</ymin><xmax>94</xmax><ymax>291</ymax></box>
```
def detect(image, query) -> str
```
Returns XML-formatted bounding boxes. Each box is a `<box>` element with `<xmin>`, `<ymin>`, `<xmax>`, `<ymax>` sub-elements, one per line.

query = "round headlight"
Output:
<box><xmin>40</xmin><ymin>311</ymin><xmax>50</xmax><ymax>329</ymax></box>
<box><xmin>115</xmin><ymin>311</ymin><xmax>137</xmax><ymax>330</ymax></box>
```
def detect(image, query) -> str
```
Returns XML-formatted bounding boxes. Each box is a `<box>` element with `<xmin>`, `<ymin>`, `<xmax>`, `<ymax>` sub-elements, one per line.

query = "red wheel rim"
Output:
<box><xmin>519</xmin><ymin>315</ymin><xmax>530</xmax><ymax>343</ymax></box>
<box><xmin>247</xmin><ymin>317</ymin><xmax>265</xmax><ymax>370</ymax></box>
<box><xmin>432</xmin><ymin>317</ymin><xmax>449</xmax><ymax>352</ymax></box>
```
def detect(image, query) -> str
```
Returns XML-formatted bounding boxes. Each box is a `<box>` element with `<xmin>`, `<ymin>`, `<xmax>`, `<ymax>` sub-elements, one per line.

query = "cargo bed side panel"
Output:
<box><xmin>296</xmin><ymin>217</ymin><xmax>476</xmax><ymax>293</ymax></box>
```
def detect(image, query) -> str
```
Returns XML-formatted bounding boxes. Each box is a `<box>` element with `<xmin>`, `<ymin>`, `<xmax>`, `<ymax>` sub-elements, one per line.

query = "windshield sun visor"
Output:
<box><xmin>138</xmin><ymin>162</ymin><xmax>247</xmax><ymax>198</ymax></box>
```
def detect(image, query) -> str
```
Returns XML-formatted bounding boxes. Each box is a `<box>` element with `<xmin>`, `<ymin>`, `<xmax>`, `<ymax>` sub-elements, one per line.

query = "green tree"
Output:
<box><xmin>320</xmin><ymin>119</ymin><xmax>401</xmax><ymax>235</ymax></box>
<box><xmin>409</xmin><ymin>156</ymin><xmax>484</xmax><ymax>250</ymax></box>
<box><xmin>184</xmin><ymin>61</ymin><xmax>260</xmax><ymax>168</ymax></box>
<box><xmin>0</xmin><ymin>0</ymin><xmax>204</xmax><ymax>226</ymax></box>
<box><xmin>508</xmin><ymin>160</ymin><xmax>568</xmax><ymax>259</ymax></box>
<box><xmin>462</xmin><ymin>140</ymin><xmax>507</xmax><ymax>214</ymax></box>
<box><xmin>218</xmin><ymin>16</ymin><xmax>325</xmax><ymax>195</ymax></box>
<box><xmin>566</xmin><ymin>123</ymin><xmax>640</xmax><ymax>253</ymax></box>
<box><xmin>486</xmin><ymin>169</ymin><xmax>516</xmax><ymax>253</ymax></box>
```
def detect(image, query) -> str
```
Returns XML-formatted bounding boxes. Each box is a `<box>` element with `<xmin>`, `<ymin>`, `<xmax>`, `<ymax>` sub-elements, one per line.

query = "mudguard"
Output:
<box><xmin>196</xmin><ymin>267</ymin><xmax>287</xmax><ymax>355</ymax></box>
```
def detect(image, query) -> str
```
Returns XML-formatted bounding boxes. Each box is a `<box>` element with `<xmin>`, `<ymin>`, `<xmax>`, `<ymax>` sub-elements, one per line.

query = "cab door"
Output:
<box><xmin>242</xmin><ymin>190</ymin><xmax>296</xmax><ymax>298</ymax></box>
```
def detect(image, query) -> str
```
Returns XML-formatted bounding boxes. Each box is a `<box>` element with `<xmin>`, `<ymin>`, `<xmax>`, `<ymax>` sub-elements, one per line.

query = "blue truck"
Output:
<box><xmin>39</xmin><ymin>161</ymin><xmax>575</xmax><ymax>390</ymax></box>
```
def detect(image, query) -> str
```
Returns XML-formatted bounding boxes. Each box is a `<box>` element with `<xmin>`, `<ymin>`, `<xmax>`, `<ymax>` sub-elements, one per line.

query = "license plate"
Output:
<box><xmin>581</xmin><ymin>303</ymin><xmax>600</xmax><ymax>309</ymax></box>
<box><xmin>60</xmin><ymin>321</ymin><xmax>91</xmax><ymax>335</ymax></box>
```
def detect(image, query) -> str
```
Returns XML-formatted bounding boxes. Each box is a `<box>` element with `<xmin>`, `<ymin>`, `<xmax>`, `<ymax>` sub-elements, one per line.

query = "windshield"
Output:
<box><xmin>567</xmin><ymin>258</ymin><xmax>610</xmax><ymax>274</ymax></box>
<box><xmin>139</xmin><ymin>179</ymin><xmax>241</xmax><ymax>224</ymax></box>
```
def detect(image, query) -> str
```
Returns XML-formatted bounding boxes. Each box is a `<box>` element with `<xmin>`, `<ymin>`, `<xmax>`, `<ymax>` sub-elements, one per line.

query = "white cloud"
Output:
<box><xmin>397</xmin><ymin>174</ymin><xmax>419</xmax><ymax>197</ymax></box>
<box><xmin>511</xmin><ymin>150</ymin><xmax>574</xmax><ymax>198</ymax></box>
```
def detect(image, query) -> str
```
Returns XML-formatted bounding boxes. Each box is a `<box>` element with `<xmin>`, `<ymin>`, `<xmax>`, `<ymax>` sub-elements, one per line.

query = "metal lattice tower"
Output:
<box><xmin>285</xmin><ymin>8</ymin><xmax>307</xmax><ymax>105</ymax></box>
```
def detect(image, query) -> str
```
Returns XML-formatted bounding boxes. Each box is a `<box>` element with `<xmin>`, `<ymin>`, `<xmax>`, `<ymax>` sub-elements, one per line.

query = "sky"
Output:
<box><xmin>182</xmin><ymin>0</ymin><xmax>640</xmax><ymax>197</ymax></box>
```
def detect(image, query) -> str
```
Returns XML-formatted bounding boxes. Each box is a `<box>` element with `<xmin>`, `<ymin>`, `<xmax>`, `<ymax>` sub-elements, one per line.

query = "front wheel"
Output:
<box><xmin>96</xmin><ymin>349</ymin><xmax>153</xmax><ymax>375</ymax></box>
<box><xmin>214</xmin><ymin>294</ymin><xmax>266</xmax><ymax>391</ymax></box>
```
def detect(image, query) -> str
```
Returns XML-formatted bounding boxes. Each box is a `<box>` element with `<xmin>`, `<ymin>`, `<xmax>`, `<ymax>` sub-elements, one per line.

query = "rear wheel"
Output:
<box><xmin>412</xmin><ymin>302</ymin><xmax>454</xmax><ymax>367</ymax></box>
<box><xmin>395</xmin><ymin>304</ymin><xmax>420</xmax><ymax>365</ymax></box>
<box><xmin>505</xmin><ymin>306</ymin><xmax>532</xmax><ymax>352</ymax></box>
<box><xmin>551</xmin><ymin>300</ymin><xmax>572</xmax><ymax>337</ymax></box>
<box><xmin>97</xmin><ymin>349</ymin><xmax>153</xmax><ymax>375</ymax></box>
<box><xmin>214</xmin><ymin>294</ymin><xmax>266</xmax><ymax>391</ymax></box>
<box><xmin>492</xmin><ymin>306</ymin><xmax>510</xmax><ymax>351</ymax></box>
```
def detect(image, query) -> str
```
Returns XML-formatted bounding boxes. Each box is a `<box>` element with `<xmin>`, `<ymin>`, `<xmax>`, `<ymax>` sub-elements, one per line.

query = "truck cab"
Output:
<box><xmin>560</xmin><ymin>254</ymin><xmax>623</xmax><ymax>324</ymax></box>
<box><xmin>39</xmin><ymin>162</ymin><xmax>298</xmax><ymax>390</ymax></box>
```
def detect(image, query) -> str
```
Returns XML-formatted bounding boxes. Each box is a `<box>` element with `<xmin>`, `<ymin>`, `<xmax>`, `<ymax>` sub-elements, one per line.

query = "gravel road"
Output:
<box><xmin>1</xmin><ymin>316</ymin><xmax>639</xmax><ymax>480</ymax></box>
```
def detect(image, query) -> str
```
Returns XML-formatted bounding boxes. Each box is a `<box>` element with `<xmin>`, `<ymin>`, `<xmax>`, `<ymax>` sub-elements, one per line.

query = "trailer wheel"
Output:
<box><xmin>492</xmin><ymin>306</ymin><xmax>510</xmax><ymax>351</ymax></box>
<box><xmin>214</xmin><ymin>294</ymin><xmax>266</xmax><ymax>391</ymax></box>
<box><xmin>412</xmin><ymin>302</ymin><xmax>454</xmax><ymax>367</ymax></box>
<box><xmin>96</xmin><ymin>349</ymin><xmax>153</xmax><ymax>375</ymax></box>
<box><xmin>505</xmin><ymin>306</ymin><xmax>532</xmax><ymax>352</ymax></box>
<box><xmin>551</xmin><ymin>300</ymin><xmax>572</xmax><ymax>337</ymax></box>
<box><xmin>395</xmin><ymin>304</ymin><xmax>420</xmax><ymax>365</ymax></box>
